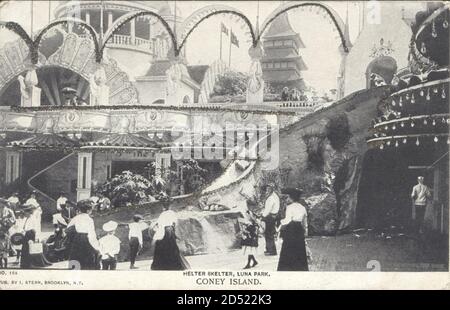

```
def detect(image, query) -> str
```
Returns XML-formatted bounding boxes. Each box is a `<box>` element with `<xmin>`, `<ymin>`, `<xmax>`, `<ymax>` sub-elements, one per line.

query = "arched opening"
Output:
<box><xmin>152</xmin><ymin>99</ymin><xmax>164</xmax><ymax>104</ymax></box>
<box><xmin>182</xmin><ymin>95</ymin><xmax>191</xmax><ymax>104</ymax></box>
<box><xmin>0</xmin><ymin>66</ymin><xmax>90</xmax><ymax>106</ymax></box>
<box><xmin>366</xmin><ymin>56</ymin><xmax>398</xmax><ymax>89</ymax></box>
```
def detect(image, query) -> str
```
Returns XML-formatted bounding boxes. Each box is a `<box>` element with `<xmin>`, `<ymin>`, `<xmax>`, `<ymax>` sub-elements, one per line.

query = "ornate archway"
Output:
<box><xmin>0</xmin><ymin>28</ymin><xmax>138</xmax><ymax>105</ymax></box>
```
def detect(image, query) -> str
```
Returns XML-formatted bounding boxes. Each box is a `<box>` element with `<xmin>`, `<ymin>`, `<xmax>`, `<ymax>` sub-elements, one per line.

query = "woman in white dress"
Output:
<box><xmin>24</xmin><ymin>192</ymin><xmax>42</xmax><ymax>241</ymax></box>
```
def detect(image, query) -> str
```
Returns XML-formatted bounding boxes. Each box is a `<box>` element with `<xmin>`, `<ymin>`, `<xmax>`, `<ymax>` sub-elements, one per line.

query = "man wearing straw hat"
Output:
<box><xmin>411</xmin><ymin>176</ymin><xmax>432</xmax><ymax>234</ymax></box>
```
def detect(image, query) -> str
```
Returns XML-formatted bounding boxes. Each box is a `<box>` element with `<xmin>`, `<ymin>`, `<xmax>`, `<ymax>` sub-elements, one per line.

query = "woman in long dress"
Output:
<box><xmin>151</xmin><ymin>203</ymin><xmax>189</xmax><ymax>270</ymax></box>
<box><xmin>66</xmin><ymin>200</ymin><xmax>100</xmax><ymax>270</ymax></box>
<box><xmin>20</xmin><ymin>229</ymin><xmax>52</xmax><ymax>269</ymax></box>
<box><xmin>24</xmin><ymin>192</ymin><xmax>42</xmax><ymax>241</ymax></box>
<box><xmin>277</xmin><ymin>188</ymin><xmax>309</xmax><ymax>271</ymax></box>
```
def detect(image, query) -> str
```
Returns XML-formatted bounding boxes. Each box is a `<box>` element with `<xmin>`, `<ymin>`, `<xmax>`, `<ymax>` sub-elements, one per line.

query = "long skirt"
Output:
<box><xmin>151</xmin><ymin>226</ymin><xmax>189</xmax><ymax>271</ymax></box>
<box><xmin>20</xmin><ymin>231</ymin><xmax>52</xmax><ymax>269</ymax></box>
<box><xmin>277</xmin><ymin>221</ymin><xmax>308</xmax><ymax>271</ymax></box>
<box><xmin>68</xmin><ymin>233</ymin><xmax>99</xmax><ymax>270</ymax></box>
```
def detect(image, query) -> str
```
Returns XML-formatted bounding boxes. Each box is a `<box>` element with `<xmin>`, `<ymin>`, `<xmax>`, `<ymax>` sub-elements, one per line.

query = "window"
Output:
<box><xmin>268</xmin><ymin>63</ymin><xmax>274</xmax><ymax>69</ymax></box>
<box><xmin>274</xmin><ymin>62</ymin><xmax>280</xmax><ymax>68</ymax></box>
<box><xmin>275</xmin><ymin>41</ymin><xmax>282</xmax><ymax>46</ymax></box>
<box><xmin>281</xmin><ymin>62</ymin><xmax>287</xmax><ymax>68</ymax></box>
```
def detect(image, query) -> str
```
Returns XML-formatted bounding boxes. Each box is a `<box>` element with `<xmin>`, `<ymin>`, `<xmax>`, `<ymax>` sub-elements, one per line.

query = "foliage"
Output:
<box><xmin>326</xmin><ymin>113</ymin><xmax>351</xmax><ymax>150</ymax></box>
<box><xmin>97</xmin><ymin>171</ymin><xmax>165</xmax><ymax>208</ymax></box>
<box><xmin>303</xmin><ymin>134</ymin><xmax>325</xmax><ymax>171</ymax></box>
<box><xmin>179</xmin><ymin>159</ymin><xmax>208</xmax><ymax>193</ymax></box>
<box><xmin>211</xmin><ymin>71</ymin><xmax>249</xmax><ymax>97</ymax></box>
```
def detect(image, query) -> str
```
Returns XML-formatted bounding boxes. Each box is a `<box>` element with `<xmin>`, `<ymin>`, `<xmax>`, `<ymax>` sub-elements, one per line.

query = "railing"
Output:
<box><xmin>106</xmin><ymin>34</ymin><xmax>154</xmax><ymax>54</ymax></box>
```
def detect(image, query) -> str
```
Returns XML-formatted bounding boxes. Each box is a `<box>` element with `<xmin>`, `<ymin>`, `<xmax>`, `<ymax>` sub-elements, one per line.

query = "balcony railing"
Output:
<box><xmin>107</xmin><ymin>34</ymin><xmax>154</xmax><ymax>54</ymax></box>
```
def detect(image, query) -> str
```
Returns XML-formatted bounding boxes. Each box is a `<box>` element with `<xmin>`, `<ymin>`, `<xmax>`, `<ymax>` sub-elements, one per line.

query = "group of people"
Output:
<box><xmin>54</xmin><ymin>199</ymin><xmax>188</xmax><ymax>271</ymax></box>
<box><xmin>0</xmin><ymin>191</ymin><xmax>45</xmax><ymax>269</ymax></box>
<box><xmin>280</xmin><ymin>87</ymin><xmax>307</xmax><ymax>102</ymax></box>
<box><xmin>239</xmin><ymin>182</ymin><xmax>311</xmax><ymax>271</ymax></box>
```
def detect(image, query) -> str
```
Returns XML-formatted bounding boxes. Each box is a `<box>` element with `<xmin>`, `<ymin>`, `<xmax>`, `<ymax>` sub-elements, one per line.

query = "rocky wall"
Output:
<box><xmin>278</xmin><ymin>86</ymin><xmax>393</xmax><ymax>234</ymax></box>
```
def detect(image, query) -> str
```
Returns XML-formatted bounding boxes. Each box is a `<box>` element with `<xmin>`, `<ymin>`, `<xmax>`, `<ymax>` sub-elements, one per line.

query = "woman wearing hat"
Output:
<box><xmin>151</xmin><ymin>203</ymin><xmax>189</xmax><ymax>270</ymax></box>
<box><xmin>66</xmin><ymin>200</ymin><xmax>100</xmax><ymax>270</ymax></box>
<box><xmin>277</xmin><ymin>188</ymin><xmax>310</xmax><ymax>271</ymax></box>
<box><xmin>24</xmin><ymin>192</ymin><xmax>42</xmax><ymax>241</ymax></box>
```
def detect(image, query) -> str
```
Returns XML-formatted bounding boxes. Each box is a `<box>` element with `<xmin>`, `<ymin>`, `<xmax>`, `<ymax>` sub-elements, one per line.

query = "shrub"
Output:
<box><xmin>326</xmin><ymin>113</ymin><xmax>351</xmax><ymax>150</ymax></box>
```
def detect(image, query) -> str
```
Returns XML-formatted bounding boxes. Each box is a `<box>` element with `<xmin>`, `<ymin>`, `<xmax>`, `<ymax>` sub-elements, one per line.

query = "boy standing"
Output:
<box><xmin>128</xmin><ymin>214</ymin><xmax>148</xmax><ymax>269</ymax></box>
<box><xmin>99</xmin><ymin>221</ymin><xmax>121</xmax><ymax>270</ymax></box>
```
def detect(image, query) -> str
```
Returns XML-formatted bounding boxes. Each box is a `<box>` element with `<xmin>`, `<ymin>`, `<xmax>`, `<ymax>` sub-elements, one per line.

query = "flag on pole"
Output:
<box><xmin>221</xmin><ymin>23</ymin><xmax>229</xmax><ymax>36</ymax></box>
<box><xmin>230</xmin><ymin>30</ymin><xmax>239</xmax><ymax>47</ymax></box>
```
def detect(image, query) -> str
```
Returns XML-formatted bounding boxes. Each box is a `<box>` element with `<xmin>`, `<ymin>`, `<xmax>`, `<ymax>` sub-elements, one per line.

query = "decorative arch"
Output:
<box><xmin>0</xmin><ymin>30</ymin><xmax>138</xmax><ymax>105</ymax></box>
<box><xmin>259</xmin><ymin>1</ymin><xmax>350</xmax><ymax>52</ymax></box>
<box><xmin>102</xmin><ymin>10</ymin><xmax>177</xmax><ymax>58</ymax></box>
<box><xmin>178</xmin><ymin>5</ymin><xmax>256</xmax><ymax>51</ymax></box>
<box><xmin>1</xmin><ymin>18</ymin><xmax>100</xmax><ymax>64</ymax></box>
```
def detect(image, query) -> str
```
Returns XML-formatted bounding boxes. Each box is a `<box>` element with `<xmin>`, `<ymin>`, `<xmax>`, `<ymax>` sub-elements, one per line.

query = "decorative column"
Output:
<box><xmin>5</xmin><ymin>151</ymin><xmax>21</xmax><ymax>184</ymax></box>
<box><xmin>89</xmin><ymin>63</ymin><xmax>109</xmax><ymax>106</ymax></box>
<box><xmin>18</xmin><ymin>67</ymin><xmax>41</xmax><ymax>107</ymax></box>
<box><xmin>246</xmin><ymin>44</ymin><xmax>264</xmax><ymax>104</ymax></box>
<box><xmin>108</xmin><ymin>12</ymin><xmax>113</xmax><ymax>29</ymax></box>
<box><xmin>155</xmin><ymin>153</ymin><xmax>171</xmax><ymax>178</ymax></box>
<box><xmin>85</xmin><ymin>11</ymin><xmax>91</xmax><ymax>25</ymax></box>
<box><xmin>130</xmin><ymin>18</ymin><xmax>136</xmax><ymax>44</ymax></box>
<box><xmin>77</xmin><ymin>152</ymin><xmax>93</xmax><ymax>201</ymax></box>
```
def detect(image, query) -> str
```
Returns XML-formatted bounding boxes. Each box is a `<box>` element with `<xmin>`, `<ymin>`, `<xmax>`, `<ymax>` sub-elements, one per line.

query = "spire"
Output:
<box><xmin>341</xmin><ymin>2</ymin><xmax>353</xmax><ymax>50</ymax></box>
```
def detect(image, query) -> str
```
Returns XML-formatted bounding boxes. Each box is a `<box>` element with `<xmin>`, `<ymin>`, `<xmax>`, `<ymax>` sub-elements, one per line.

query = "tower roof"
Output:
<box><xmin>263</xmin><ymin>12</ymin><xmax>305</xmax><ymax>48</ymax></box>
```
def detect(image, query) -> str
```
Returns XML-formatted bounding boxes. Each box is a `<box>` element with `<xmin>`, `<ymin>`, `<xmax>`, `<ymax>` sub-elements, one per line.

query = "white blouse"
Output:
<box><xmin>281</xmin><ymin>202</ymin><xmax>308</xmax><ymax>235</ymax></box>
<box><xmin>128</xmin><ymin>221</ymin><xmax>149</xmax><ymax>245</ymax></box>
<box><xmin>68</xmin><ymin>213</ymin><xmax>100</xmax><ymax>251</ymax></box>
<box><xmin>99</xmin><ymin>234</ymin><xmax>121</xmax><ymax>259</ymax></box>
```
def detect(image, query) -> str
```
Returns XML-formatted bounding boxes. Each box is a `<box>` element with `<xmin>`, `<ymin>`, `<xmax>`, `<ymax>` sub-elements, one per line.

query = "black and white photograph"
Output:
<box><xmin>0</xmin><ymin>0</ymin><xmax>448</xmax><ymax>290</ymax></box>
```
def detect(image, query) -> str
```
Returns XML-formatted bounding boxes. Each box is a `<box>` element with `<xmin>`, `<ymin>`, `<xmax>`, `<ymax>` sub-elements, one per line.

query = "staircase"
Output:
<box><xmin>27</xmin><ymin>152</ymin><xmax>75</xmax><ymax>218</ymax></box>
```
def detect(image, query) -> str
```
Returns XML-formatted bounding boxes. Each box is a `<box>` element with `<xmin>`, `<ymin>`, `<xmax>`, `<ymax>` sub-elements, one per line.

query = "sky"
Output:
<box><xmin>0</xmin><ymin>1</ymin><xmax>421</xmax><ymax>93</ymax></box>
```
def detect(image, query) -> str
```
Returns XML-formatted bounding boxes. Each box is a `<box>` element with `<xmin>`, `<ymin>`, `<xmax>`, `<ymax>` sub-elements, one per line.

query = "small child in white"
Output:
<box><xmin>99</xmin><ymin>221</ymin><xmax>121</xmax><ymax>270</ymax></box>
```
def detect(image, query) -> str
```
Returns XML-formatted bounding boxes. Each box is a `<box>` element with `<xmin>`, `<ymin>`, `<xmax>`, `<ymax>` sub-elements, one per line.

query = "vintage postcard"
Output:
<box><xmin>0</xmin><ymin>0</ymin><xmax>448</xmax><ymax>291</ymax></box>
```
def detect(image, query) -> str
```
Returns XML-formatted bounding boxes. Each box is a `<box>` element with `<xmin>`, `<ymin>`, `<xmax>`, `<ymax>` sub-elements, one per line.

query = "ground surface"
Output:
<box><xmin>10</xmin><ymin>227</ymin><xmax>447</xmax><ymax>272</ymax></box>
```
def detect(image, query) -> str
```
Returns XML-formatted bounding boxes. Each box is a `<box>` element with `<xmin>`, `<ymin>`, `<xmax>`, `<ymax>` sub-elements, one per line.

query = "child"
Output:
<box><xmin>99</xmin><ymin>221</ymin><xmax>121</xmax><ymax>270</ymax></box>
<box><xmin>0</xmin><ymin>230</ymin><xmax>10</xmax><ymax>268</ymax></box>
<box><xmin>128</xmin><ymin>214</ymin><xmax>148</xmax><ymax>269</ymax></box>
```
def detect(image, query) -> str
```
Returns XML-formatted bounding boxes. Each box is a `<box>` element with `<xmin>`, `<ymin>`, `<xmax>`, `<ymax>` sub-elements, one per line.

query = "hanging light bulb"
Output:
<box><xmin>426</xmin><ymin>88</ymin><xmax>431</xmax><ymax>101</ymax></box>
<box><xmin>403</xmin><ymin>138</ymin><xmax>407</xmax><ymax>144</ymax></box>
<box><xmin>411</xmin><ymin>93</ymin><xmax>415</xmax><ymax>103</ymax></box>
<box><xmin>442</xmin><ymin>87</ymin><xmax>446</xmax><ymax>99</ymax></box>
<box><xmin>416</xmin><ymin>137</ymin><xmax>420</xmax><ymax>146</ymax></box>
<box><xmin>447</xmin><ymin>137</ymin><xmax>450</xmax><ymax>145</ymax></box>
<box><xmin>392</xmin><ymin>99</ymin><xmax>396</xmax><ymax>106</ymax></box>
<box><xmin>434</xmin><ymin>136</ymin><xmax>439</xmax><ymax>143</ymax></box>
<box><xmin>405</xmin><ymin>93</ymin><xmax>410</xmax><ymax>100</ymax></box>
<box><xmin>380</xmin><ymin>143</ymin><xmax>384</xmax><ymax>150</ymax></box>
<box><xmin>443</xmin><ymin>19</ymin><xmax>449</xmax><ymax>29</ymax></box>
<box><xmin>432</xmin><ymin>20</ymin><xmax>437</xmax><ymax>38</ymax></box>
<box><xmin>395</xmin><ymin>140</ymin><xmax>399</xmax><ymax>147</ymax></box>
<box><xmin>401</xmin><ymin>121</ymin><xmax>405</xmax><ymax>128</ymax></box>
<box><xmin>447</xmin><ymin>118</ymin><xmax>450</xmax><ymax>125</ymax></box>
<box><xmin>420</xmin><ymin>89</ymin><xmax>425</xmax><ymax>97</ymax></box>
<box><xmin>423</xmin><ymin>118</ymin><xmax>428</xmax><ymax>125</ymax></box>
<box><xmin>433</xmin><ymin>87</ymin><xmax>438</xmax><ymax>94</ymax></box>
<box><xmin>432</xmin><ymin>119</ymin><xmax>436</xmax><ymax>126</ymax></box>
<box><xmin>386</xmin><ymin>140</ymin><xmax>391</xmax><ymax>146</ymax></box>
<box><xmin>399</xmin><ymin>96</ymin><xmax>403</xmax><ymax>105</ymax></box>
<box><xmin>384</xmin><ymin>125</ymin><xmax>389</xmax><ymax>130</ymax></box>
<box><xmin>421</xmin><ymin>42</ymin><xmax>427</xmax><ymax>54</ymax></box>
<box><xmin>411</xmin><ymin>121</ymin><xmax>415</xmax><ymax>127</ymax></box>
<box><xmin>392</xmin><ymin>124</ymin><xmax>396</xmax><ymax>130</ymax></box>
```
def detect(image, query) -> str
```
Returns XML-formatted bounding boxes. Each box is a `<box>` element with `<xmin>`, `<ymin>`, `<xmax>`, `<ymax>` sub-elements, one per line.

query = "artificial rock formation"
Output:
<box><xmin>279</xmin><ymin>86</ymin><xmax>392</xmax><ymax>234</ymax></box>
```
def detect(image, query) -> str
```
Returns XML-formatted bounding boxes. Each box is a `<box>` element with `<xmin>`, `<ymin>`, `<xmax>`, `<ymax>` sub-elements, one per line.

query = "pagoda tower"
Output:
<box><xmin>261</xmin><ymin>12</ymin><xmax>308</xmax><ymax>92</ymax></box>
